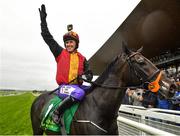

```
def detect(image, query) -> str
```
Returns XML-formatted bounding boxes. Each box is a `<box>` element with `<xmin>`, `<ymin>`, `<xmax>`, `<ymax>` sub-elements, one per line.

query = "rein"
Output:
<box><xmin>79</xmin><ymin>71</ymin><xmax>162</xmax><ymax>92</ymax></box>
<box><xmin>80</xmin><ymin>52</ymin><xmax>162</xmax><ymax>92</ymax></box>
<box><xmin>79</xmin><ymin>77</ymin><xmax>142</xmax><ymax>90</ymax></box>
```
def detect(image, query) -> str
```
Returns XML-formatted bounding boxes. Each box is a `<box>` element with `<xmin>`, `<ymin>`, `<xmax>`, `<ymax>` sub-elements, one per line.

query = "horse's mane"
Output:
<box><xmin>85</xmin><ymin>55</ymin><xmax>120</xmax><ymax>93</ymax></box>
<box><xmin>94</xmin><ymin>54</ymin><xmax>121</xmax><ymax>84</ymax></box>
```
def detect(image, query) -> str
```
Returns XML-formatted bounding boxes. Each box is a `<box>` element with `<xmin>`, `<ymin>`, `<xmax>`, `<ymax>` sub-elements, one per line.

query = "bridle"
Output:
<box><xmin>81</xmin><ymin>52</ymin><xmax>162</xmax><ymax>92</ymax></box>
<box><xmin>126</xmin><ymin>52</ymin><xmax>162</xmax><ymax>92</ymax></box>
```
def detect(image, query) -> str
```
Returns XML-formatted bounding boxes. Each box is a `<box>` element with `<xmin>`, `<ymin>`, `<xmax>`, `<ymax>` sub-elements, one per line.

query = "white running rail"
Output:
<box><xmin>118</xmin><ymin>105</ymin><xmax>180</xmax><ymax>135</ymax></box>
<box><xmin>117</xmin><ymin>116</ymin><xmax>176</xmax><ymax>136</ymax></box>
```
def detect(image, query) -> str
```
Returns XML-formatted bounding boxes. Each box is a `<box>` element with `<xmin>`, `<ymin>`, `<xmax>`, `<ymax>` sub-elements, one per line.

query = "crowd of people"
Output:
<box><xmin>122</xmin><ymin>87</ymin><xmax>180</xmax><ymax>110</ymax></box>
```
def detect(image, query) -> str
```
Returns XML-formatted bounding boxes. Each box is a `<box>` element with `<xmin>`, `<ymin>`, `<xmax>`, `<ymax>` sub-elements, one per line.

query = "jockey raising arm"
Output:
<box><xmin>39</xmin><ymin>4</ymin><xmax>93</xmax><ymax>85</ymax></box>
<box><xmin>39</xmin><ymin>4</ymin><xmax>93</xmax><ymax>124</ymax></box>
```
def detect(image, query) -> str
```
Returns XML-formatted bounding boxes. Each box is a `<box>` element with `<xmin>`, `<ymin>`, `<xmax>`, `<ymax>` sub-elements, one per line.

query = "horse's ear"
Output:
<box><xmin>122</xmin><ymin>41</ymin><xmax>131</xmax><ymax>55</ymax></box>
<box><xmin>137</xmin><ymin>46</ymin><xmax>143</xmax><ymax>53</ymax></box>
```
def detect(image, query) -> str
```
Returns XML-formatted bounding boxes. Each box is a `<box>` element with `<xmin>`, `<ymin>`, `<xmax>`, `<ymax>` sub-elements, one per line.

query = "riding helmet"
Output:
<box><xmin>63</xmin><ymin>24</ymin><xmax>79</xmax><ymax>49</ymax></box>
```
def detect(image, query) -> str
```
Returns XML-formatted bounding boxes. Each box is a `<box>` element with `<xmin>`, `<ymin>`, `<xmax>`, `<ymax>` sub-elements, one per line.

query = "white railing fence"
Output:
<box><xmin>117</xmin><ymin>105</ymin><xmax>180</xmax><ymax>135</ymax></box>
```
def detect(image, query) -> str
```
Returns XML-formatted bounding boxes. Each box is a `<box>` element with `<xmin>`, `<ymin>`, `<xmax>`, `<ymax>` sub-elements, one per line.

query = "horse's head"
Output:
<box><xmin>120</xmin><ymin>43</ymin><xmax>177</xmax><ymax>99</ymax></box>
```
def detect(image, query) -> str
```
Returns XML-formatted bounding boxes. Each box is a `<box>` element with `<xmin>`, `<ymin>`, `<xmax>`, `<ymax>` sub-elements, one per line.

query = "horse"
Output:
<box><xmin>31</xmin><ymin>44</ymin><xmax>177</xmax><ymax>135</ymax></box>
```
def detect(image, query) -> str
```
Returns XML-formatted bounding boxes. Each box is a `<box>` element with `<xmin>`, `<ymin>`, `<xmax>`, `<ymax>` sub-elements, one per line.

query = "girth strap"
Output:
<box><xmin>74</xmin><ymin>120</ymin><xmax>108</xmax><ymax>133</ymax></box>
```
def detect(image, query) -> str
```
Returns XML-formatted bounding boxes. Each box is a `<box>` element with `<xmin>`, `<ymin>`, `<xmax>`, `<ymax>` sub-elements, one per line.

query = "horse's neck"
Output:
<box><xmin>73</xmin><ymin>60</ymin><xmax>128</xmax><ymax>134</ymax></box>
<box><xmin>87</xmin><ymin>72</ymin><xmax>126</xmax><ymax>118</ymax></box>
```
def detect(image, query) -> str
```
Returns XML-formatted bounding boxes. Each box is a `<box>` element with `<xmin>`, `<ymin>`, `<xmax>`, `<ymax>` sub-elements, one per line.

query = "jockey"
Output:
<box><xmin>39</xmin><ymin>4</ymin><xmax>93</xmax><ymax>124</ymax></box>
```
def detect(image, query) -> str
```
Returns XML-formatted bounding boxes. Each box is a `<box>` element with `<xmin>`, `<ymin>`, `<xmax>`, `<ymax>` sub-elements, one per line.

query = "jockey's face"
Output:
<box><xmin>65</xmin><ymin>40</ymin><xmax>77</xmax><ymax>53</ymax></box>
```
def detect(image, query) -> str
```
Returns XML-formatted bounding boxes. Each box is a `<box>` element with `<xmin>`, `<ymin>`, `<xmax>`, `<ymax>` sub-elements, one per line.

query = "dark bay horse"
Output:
<box><xmin>31</xmin><ymin>45</ymin><xmax>176</xmax><ymax>135</ymax></box>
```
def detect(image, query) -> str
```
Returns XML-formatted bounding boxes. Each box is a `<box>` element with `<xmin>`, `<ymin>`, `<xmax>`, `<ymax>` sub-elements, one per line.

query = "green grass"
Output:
<box><xmin>0</xmin><ymin>92</ymin><xmax>36</xmax><ymax>135</ymax></box>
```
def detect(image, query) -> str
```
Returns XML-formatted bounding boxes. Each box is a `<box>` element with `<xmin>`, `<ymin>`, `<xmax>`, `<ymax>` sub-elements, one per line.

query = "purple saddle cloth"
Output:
<box><xmin>55</xmin><ymin>85</ymin><xmax>90</xmax><ymax>101</ymax></box>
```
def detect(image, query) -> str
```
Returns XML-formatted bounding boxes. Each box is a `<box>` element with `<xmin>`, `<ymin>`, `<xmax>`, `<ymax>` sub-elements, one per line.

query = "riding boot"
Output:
<box><xmin>52</xmin><ymin>96</ymin><xmax>76</xmax><ymax>124</ymax></box>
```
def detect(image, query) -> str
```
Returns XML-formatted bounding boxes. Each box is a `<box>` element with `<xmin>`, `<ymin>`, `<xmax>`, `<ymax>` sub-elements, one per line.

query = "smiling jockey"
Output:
<box><xmin>39</xmin><ymin>4</ymin><xmax>93</xmax><ymax>124</ymax></box>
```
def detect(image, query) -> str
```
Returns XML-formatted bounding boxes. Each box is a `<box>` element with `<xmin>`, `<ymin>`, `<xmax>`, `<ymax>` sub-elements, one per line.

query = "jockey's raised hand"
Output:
<box><xmin>39</xmin><ymin>4</ymin><xmax>47</xmax><ymax>22</ymax></box>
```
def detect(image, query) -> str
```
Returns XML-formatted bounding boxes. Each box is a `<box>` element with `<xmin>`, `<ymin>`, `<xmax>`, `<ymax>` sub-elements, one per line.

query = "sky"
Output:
<box><xmin>0</xmin><ymin>0</ymin><xmax>140</xmax><ymax>90</ymax></box>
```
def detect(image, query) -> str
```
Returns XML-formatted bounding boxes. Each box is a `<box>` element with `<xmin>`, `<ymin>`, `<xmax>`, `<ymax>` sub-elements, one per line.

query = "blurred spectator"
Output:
<box><xmin>131</xmin><ymin>89</ymin><xmax>144</xmax><ymax>106</ymax></box>
<box><xmin>142</xmin><ymin>90</ymin><xmax>157</xmax><ymax>108</ymax></box>
<box><xmin>157</xmin><ymin>97</ymin><xmax>171</xmax><ymax>109</ymax></box>
<box><xmin>122</xmin><ymin>88</ymin><xmax>134</xmax><ymax>105</ymax></box>
<box><xmin>170</xmin><ymin>91</ymin><xmax>180</xmax><ymax>110</ymax></box>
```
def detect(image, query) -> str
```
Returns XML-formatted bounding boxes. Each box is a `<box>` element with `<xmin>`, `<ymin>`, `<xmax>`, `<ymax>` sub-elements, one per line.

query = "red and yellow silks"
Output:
<box><xmin>55</xmin><ymin>49</ymin><xmax>85</xmax><ymax>85</ymax></box>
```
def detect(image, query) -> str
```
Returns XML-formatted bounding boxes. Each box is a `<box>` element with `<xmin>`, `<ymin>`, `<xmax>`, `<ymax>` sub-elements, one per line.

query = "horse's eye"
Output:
<box><xmin>137</xmin><ymin>57</ymin><xmax>145</xmax><ymax>64</ymax></box>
